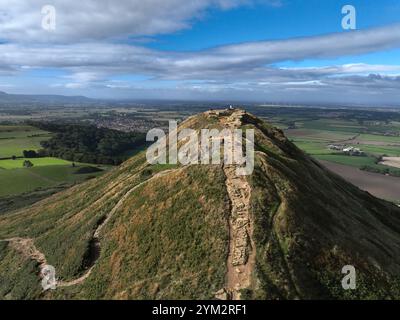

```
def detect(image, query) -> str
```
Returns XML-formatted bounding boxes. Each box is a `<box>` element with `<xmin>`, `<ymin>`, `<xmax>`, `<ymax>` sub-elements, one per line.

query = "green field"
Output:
<box><xmin>0</xmin><ymin>124</ymin><xmax>108</xmax><ymax>197</ymax></box>
<box><xmin>360</xmin><ymin>145</ymin><xmax>400</xmax><ymax>157</ymax></box>
<box><xmin>0</xmin><ymin>125</ymin><xmax>51</xmax><ymax>158</ymax></box>
<box><xmin>290</xmin><ymin>140</ymin><xmax>333</xmax><ymax>155</ymax></box>
<box><xmin>283</xmin><ymin>115</ymin><xmax>400</xmax><ymax>173</ymax></box>
<box><xmin>311</xmin><ymin>154</ymin><xmax>376</xmax><ymax>167</ymax></box>
<box><xmin>291</xmin><ymin>139</ymin><xmax>400</xmax><ymax>172</ymax></box>
<box><xmin>0</xmin><ymin>157</ymin><xmax>73</xmax><ymax>169</ymax></box>
<box><xmin>357</xmin><ymin>133</ymin><xmax>400</xmax><ymax>144</ymax></box>
<box><xmin>0</xmin><ymin>165</ymin><xmax>106</xmax><ymax>197</ymax></box>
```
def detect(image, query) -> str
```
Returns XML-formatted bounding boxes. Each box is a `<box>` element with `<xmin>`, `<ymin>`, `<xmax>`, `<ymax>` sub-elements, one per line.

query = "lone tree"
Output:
<box><xmin>23</xmin><ymin>160</ymin><xmax>34</xmax><ymax>168</ymax></box>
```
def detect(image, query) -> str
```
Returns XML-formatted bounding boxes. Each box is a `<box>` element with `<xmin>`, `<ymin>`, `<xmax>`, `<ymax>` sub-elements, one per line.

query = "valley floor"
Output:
<box><xmin>320</xmin><ymin>160</ymin><xmax>400</xmax><ymax>203</ymax></box>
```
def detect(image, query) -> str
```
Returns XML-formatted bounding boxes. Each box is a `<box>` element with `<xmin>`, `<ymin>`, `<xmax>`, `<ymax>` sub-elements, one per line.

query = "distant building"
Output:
<box><xmin>343</xmin><ymin>146</ymin><xmax>364</xmax><ymax>156</ymax></box>
<box><xmin>328</xmin><ymin>144</ymin><xmax>343</xmax><ymax>151</ymax></box>
<box><xmin>328</xmin><ymin>144</ymin><xmax>364</xmax><ymax>156</ymax></box>
<box><xmin>342</xmin><ymin>147</ymin><xmax>353</xmax><ymax>153</ymax></box>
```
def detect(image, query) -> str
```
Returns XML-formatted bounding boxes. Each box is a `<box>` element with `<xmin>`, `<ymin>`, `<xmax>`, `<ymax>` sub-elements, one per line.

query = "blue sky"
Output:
<box><xmin>0</xmin><ymin>0</ymin><xmax>400</xmax><ymax>105</ymax></box>
<box><xmin>148</xmin><ymin>0</ymin><xmax>400</xmax><ymax>51</ymax></box>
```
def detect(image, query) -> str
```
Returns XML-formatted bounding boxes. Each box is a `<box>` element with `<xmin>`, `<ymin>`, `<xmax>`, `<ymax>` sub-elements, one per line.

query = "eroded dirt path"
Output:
<box><xmin>1</xmin><ymin>237</ymin><xmax>47</xmax><ymax>268</ymax></box>
<box><xmin>223</xmin><ymin>165</ymin><xmax>256</xmax><ymax>300</ymax></box>
<box><xmin>0</xmin><ymin>168</ymin><xmax>177</xmax><ymax>289</ymax></box>
<box><xmin>214</xmin><ymin>109</ymin><xmax>256</xmax><ymax>300</ymax></box>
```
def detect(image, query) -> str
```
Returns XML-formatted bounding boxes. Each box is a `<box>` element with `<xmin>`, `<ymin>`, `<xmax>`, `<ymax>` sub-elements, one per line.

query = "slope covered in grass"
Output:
<box><xmin>1</xmin><ymin>109</ymin><xmax>400</xmax><ymax>300</ymax></box>
<box><xmin>245</xmin><ymin>114</ymin><xmax>400</xmax><ymax>299</ymax></box>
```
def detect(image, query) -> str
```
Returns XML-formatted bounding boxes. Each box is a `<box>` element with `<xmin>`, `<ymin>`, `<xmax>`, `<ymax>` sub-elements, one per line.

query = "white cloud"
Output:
<box><xmin>0</xmin><ymin>1</ymin><xmax>399</xmax><ymax>104</ymax></box>
<box><xmin>168</xmin><ymin>24</ymin><xmax>400</xmax><ymax>76</ymax></box>
<box><xmin>0</xmin><ymin>0</ymin><xmax>258</xmax><ymax>43</ymax></box>
<box><xmin>1</xmin><ymin>24</ymin><xmax>400</xmax><ymax>80</ymax></box>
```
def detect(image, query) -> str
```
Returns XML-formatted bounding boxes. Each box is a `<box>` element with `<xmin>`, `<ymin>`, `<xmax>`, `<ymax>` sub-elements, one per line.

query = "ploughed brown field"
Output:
<box><xmin>380</xmin><ymin>157</ymin><xmax>400</xmax><ymax>169</ymax></box>
<box><xmin>320</xmin><ymin>160</ymin><xmax>400</xmax><ymax>202</ymax></box>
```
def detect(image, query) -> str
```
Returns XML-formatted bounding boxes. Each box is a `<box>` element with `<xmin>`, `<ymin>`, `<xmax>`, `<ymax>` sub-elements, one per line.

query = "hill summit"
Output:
<box><xmin>1</xmin><ymin>108</ymin><xmax>400</xmax><ymax>300</ymax></box>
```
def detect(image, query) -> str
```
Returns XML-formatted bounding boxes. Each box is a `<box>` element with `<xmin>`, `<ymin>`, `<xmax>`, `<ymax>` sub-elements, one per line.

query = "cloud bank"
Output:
<box><xmin>0</xmin><ymin>0</ymin><xmax>271</xmax><ymax>43</ymax></box>
<box><xmin>0</xmin><ymin>1</ymin><xmax>399</xmax><ymax>104</ymax></box>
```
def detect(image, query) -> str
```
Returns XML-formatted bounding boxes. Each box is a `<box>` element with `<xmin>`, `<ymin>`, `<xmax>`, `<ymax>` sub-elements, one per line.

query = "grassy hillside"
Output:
<box><xmin>53</xmin><ymin>165</ymin><xmax>228</xmax><ymax>299</ymax></box>
<box><xmin>0</xmin><ymin>154</ymin><xmax>228</xmax><ymax>299</ymax></box>
<box><xmin>0</xmin><ymin>242</ymin><xmax>42</xmax><ymax>299</ymax></box>
<box><xmin>247</xmin><ymin>117</ymin><xmax>400</xmax><ymax>299</ymax></box>
<box><xmin>0</xmin><ymin>109</ymin><xmax>400</xmax><ymax>300</ymax></box>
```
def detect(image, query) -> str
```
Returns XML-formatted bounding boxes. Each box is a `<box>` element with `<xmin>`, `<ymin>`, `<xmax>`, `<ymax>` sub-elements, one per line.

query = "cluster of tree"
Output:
<box><xmin>23</xmin><ymin>150</ymin><xmax>41</xmax><ymax>158</ymax></box>
<box><xmin>27</xmin><ymin>121</ymin><xmax>148</xmax><ymax>165</ymax></box>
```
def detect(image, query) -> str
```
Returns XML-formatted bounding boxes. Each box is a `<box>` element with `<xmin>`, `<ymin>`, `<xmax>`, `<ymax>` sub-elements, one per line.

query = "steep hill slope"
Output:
<box><xmin>1</xmin><ymin>109</ymin><xmax>400</xmax><ymax>300</ymax></box>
